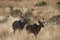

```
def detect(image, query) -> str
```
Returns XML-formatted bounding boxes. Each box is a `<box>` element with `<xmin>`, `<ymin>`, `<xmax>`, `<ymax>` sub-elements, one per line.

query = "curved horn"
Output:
<box><xmin>42</xmin><ymin>17</ymin><xmax>46</xmax><ymax>24</ymax></box>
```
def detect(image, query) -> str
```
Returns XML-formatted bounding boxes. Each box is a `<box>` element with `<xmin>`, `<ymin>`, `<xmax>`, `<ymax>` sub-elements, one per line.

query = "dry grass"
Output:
<box><xmin>0</xmin><ymin>0</ymin><xmax>60</xmax><ymax>40</ymax></box>
<box><xmin>0</xmin><ymin>21</ymin><xmax>60</xmax><ymax>40</ymax></box>
<box><xmin>0</xmin><ymin>15</ymin><xmax>60</xmax><ymax>40</ymax></box>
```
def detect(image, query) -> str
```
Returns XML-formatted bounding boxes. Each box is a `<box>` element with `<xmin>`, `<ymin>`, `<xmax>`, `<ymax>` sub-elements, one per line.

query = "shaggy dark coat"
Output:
<box><xmin>26</xmin><ymin>20</ymin><xmax>44</xmax><ymax>37</ymax></box>
<box><xmin>12</xmin><ymin>20</ymin><xmax>27</xmax><ymax>33</ymax></box>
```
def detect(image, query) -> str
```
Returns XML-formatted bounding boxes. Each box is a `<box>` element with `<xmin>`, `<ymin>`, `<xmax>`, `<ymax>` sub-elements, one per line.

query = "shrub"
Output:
<box><xmin>56</xmin><ymin>2</ymin><xmax>60</xmax><ymax>9</ymax></box>
<box><xmin>35</xmin><ymin>1</ymin><xmax>47</xmax><ymax>6</ymax></box>
<box><xmin>40</xmin><ymin>1</ymin><xmax>47</xmax><ymax>6</ymax></box>
<box><xmin>57</xmin><ymin>2</ymin><xmax>60</xmax><ymax>5</ymax></box>
<box><xmin>48</xmin><ymin>15</ymin><xmax>60</xmax><ymax>25</ymax></box>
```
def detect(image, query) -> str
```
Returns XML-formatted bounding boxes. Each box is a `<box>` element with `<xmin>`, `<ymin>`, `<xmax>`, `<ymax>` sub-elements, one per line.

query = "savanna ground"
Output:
<box><xmin>0</xmin><ymin>0</ymin><xmax>60</xmax><ymax>40</ymax></box>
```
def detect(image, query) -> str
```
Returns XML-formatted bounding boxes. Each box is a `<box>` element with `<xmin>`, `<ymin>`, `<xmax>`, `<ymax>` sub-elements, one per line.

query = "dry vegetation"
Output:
<box><xmin>0</xmin><ymin>0</ymin><xmax>60</xmax><ymax>40</ymax></box>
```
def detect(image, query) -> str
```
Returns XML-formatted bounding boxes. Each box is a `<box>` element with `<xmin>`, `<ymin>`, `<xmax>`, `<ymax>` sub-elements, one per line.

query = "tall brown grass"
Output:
<box><xmin>0</xmin><ymin>17</ymin><xmax>60</xmax><ymax>40</ymax></box>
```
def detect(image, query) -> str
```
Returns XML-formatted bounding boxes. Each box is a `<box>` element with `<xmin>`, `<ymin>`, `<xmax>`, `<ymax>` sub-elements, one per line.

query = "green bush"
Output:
<box><xmin>40</xmin><ymin>1</ymin><xmax>47</xmax><ymax>6</ymax></box>
<box><xmin>35</xmin><ymin>1</ymin><xmax>47</xmax><ymax>6</ymax></box>
<box><xmin>56</xmin><ymin>2</ymin><xmax>60</xmax><ymax>9</ymax></box>
<box><xmin>57</xmin><ymin>2</ymin><xmax>60</xmax><ymax>5</ymax></box>
<box><xmin>48</xmin><ymin>15</ymin><xmax>60</xmax><ymax>25</ymax></box>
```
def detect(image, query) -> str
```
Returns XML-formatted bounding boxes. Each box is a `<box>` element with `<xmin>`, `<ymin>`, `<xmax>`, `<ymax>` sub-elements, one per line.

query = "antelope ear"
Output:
<box><xmin>38</xmin><ymin>20</ymin><xmax>40</xmax><ymax>22</ymax></box>
<box><xmin>42</xmin><ymin>17</ymin><xmax>44</xmax><ymax>20</ymax></box>
<box><xmin>19</xmin><ymin>20</ymin><xmax>21</xmax><ymax>22</ymax></box>
<box><xmin>37</xmin><ymin>23</ymin><xmax>40</xmax><ymax>25</ymax></box>
<box><xmin>42</xmin><ymin>17</ymin><xmax>46</xmax><ymax>23</ymax></box>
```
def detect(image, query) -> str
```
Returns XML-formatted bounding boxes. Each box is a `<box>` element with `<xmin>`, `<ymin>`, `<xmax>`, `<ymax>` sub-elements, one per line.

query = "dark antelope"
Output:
<box><xmin>26</xmin><ymin>20</ymin><xmax>45</xmax><ymax>38</ymax></box>
<box><xmin>12</xmin><ymin>19</ymin><xmax>27</xmax><ymax>33</ymax></box>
